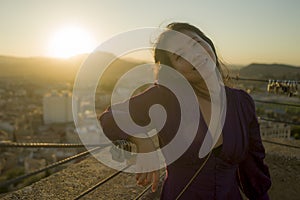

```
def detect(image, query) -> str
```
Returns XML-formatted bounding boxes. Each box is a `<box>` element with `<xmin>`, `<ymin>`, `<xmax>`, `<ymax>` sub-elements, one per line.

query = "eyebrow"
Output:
<box><xmin>174</xmin><ymin>48</ymin><xmax>183</xmax><ymax>55</ymax></box>
<box><xmin>189</xmin><ymin>36</ymin><xmax>201</xmax><ymax>44</ymax></box>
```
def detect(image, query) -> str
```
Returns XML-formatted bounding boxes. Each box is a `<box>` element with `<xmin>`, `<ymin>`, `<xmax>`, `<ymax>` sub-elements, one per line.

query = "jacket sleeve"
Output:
<box><xmin>98</xmin><ymin>85</ymin><xmax>168</xmax><ymax>141</ymax></box>
<box><xmin>236</xmin><ymin>90</ymin><xmax>271</xmax><ymax>200</ymax></box>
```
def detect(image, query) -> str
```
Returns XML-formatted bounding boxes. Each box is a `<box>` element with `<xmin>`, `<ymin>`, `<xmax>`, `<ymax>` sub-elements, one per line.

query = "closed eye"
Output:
<box><xmin>175</xmin><ymin>54</ymin><xmax>182</xmax><ymax>61</ymax></box>
<box><xmin>173</xmin><ymin>52</ymin><xmax>184</xmax><ymax>61</ymax></box>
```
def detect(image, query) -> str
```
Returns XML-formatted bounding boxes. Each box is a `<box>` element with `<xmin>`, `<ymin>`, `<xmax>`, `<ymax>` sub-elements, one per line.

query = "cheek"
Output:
<box><xmin>173</xmin><ymin>59</ymin><xmax>192</xmax><ymax>72</ymax></box>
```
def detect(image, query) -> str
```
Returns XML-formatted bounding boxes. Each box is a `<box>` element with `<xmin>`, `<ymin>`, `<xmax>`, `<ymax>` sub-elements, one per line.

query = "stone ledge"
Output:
<box><xmin>1</xmin><ymin>139</ymin><xmax>299</xmax><ymax>200</ymax></box>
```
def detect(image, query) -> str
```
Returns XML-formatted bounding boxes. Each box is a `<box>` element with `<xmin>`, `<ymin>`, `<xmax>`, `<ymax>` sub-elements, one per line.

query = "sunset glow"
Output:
<box><xmin>48</xmin><ymin>27</ymin><xmax>96</xmax><ymax>58</ymax></box>
<box><xmin>1</xmin><ymin>1</ymin><xmax>300</xmax><ymax>65</ymax></box>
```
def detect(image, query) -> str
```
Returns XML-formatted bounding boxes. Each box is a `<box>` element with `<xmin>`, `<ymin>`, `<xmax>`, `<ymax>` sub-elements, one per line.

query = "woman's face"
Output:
<box><xmin>166</xmin><ymin>30</ymin><xmax>217</xmax><ymax>83</ymax></box>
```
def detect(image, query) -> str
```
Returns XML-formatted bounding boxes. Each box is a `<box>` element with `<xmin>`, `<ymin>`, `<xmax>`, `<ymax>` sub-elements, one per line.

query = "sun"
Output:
<box><xmin>48</xmin><ymin>26</ymin><xmax>96</xmax><ymax>58</ymax></box>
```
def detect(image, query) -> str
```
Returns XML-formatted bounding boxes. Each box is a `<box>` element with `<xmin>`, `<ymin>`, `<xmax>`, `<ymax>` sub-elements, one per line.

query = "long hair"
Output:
<box><xmin>153</xmin><ymin>22</ymin><xmax>230</xmax><ymax>85</ymax></box>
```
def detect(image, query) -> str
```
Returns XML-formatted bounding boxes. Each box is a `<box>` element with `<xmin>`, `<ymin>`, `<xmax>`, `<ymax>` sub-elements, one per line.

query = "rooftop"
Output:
<box><xmin>1</xmin><ymin>138</ymin><xmax>299</xmax><ymax>200</ymax></box>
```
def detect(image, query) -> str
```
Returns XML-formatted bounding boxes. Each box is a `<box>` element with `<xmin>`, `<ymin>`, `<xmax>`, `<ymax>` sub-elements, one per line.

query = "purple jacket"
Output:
<box><xmin>99</xmin><ymin>85</ymin><xmax>271</xmax><ymax>200</ymax></box>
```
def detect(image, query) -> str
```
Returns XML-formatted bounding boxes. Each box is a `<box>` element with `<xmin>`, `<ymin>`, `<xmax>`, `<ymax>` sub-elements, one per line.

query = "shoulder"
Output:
<box><xmin>133</xmin><ymin>83</ymin><xmax>175</xmax><ymax>99</ymax></box>
<box><xmin>226</xmin><ymin>86</ymin><xmax>255</xmax><ymax>108</ymax></box>
<box><xmin>226</xmin><ymin>86</ymin><xmax>256</xmax><ymax>123</ymax></box>
<box><xmin>128</xmin><ymin>83</ymin><xmax>175</xmax><ymax>106</ymax></box>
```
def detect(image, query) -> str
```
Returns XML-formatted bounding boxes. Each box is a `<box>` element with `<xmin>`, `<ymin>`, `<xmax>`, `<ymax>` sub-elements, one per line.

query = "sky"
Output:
<box><xmin>0</xmin><ymin>0</ymin><xmax>300</xmax><ymax>66</ymax></box>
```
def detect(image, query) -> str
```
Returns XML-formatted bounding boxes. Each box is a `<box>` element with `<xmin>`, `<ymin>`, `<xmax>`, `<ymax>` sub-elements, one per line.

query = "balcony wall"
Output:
<box><xmin>1</xmin><ymin>138</ymin><xmax>299</xmax><ymax>200</ymax></box>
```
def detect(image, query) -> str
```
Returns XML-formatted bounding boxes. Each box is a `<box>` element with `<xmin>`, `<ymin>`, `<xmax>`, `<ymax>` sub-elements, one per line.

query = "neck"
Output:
<box><xmin>192</xmin><ymin>83</ymin><xmax>211</xmax><ymax>102</ymax></box>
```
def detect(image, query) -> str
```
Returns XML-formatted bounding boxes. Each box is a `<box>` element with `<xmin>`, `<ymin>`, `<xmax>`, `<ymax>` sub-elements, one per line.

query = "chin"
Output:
<box><xmin>188</xmin><ymin>78</ymin><xmax>204</xmax><ymax>84</ymax></box>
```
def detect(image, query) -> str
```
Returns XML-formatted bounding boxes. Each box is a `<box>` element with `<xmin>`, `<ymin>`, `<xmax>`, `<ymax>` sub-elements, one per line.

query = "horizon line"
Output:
<box><xmin>0</xmin><ymin>53</ymin><xmax>299</xmax><ymax>68</ymax></box>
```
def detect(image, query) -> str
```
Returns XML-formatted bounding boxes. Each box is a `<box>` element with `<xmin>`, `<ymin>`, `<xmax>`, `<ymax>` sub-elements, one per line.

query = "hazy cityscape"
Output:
<box><xmin>0</xmin><ymin>53</ymin><xmax>299</xmax><ymax>195</ymax></box>
<box><xmin>1</xmin><ymin>0</ymin><xmax>300</xmax><ymax>199</ymax></box>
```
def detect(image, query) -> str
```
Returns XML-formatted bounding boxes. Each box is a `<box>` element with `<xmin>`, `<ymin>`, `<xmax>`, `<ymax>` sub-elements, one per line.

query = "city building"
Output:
<box><xmin>259</xmin><ymin>120</ymin><xmax>291</xmax><ymax>139</ymax></box>
<box><xmin>43</xmin><ymin>91</ymin><xmax>73</xmax><ymax>124</ymax></box>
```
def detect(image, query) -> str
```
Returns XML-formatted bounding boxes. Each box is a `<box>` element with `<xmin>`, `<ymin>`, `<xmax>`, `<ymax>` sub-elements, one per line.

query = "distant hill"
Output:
<box><xmin>0</xmin><ymin>55</ymin><xmax>85</xmax><ymax>81</ymax></box>
<box><xmin>1</xmin><ymin>55</ymin><xmax>299</xmax><ymax>83</ymax></box>
<box><xmin>239</xmin><ymin>63</ymin><xmax>300</xmax><ymax>80</ymax></box>
<box><xmin>0</xmin><ymin>53</ymin><xmax>145</xmax><ymax>83</ymax></box>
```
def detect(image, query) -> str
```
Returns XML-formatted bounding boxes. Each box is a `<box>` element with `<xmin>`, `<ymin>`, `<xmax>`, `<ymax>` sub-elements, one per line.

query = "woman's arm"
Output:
<box><xmin>99</xmin><ymin>85</ymin><xmax>166</xmax><ymax>141</ymax></box>
<box><xmin>98</xmin><ymin>85</ymin><xmax>170</xmax><ymax>192</ymax></box>
<box><xmin>236</xmin><ymin>90</ymin><xmax>271</xmax><ymax>200</ymax></box>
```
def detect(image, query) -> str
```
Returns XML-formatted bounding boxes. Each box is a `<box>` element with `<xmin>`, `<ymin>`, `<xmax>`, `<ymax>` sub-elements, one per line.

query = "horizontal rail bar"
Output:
<box><xmin>0</xmin><ymin>142</ymin><xmax>105</xmax><ymax>148</ymax></box>
<box><xmin>0</xmin><ymin>146</ymin><xmax>107</xmax><ymax>188</ymax></box>
<box><xmin>262</xmin><ymin>139</ymin><xmax>300</xmax><ymax>149</ymax></box>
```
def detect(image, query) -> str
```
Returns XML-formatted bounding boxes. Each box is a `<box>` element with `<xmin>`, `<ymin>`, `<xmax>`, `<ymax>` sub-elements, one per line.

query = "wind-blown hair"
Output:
<box><xmin>153</xmin><ymin>22</ymin><xmax>229</xmax><ymax>84</ymax></box>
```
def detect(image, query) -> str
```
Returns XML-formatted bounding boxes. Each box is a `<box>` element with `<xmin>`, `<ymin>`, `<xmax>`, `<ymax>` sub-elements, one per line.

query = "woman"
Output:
<box><xmin>99</xmin><ymin>22</ymin><xmax>271</xmax><ymax>199</ymax></box>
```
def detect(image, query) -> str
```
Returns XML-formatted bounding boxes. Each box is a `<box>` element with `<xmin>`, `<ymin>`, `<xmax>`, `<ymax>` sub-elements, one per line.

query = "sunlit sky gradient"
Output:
<box><xmin>0</xmin><ymin>0</ymin><xmax>300</xmax><ymax>66</ymax></box>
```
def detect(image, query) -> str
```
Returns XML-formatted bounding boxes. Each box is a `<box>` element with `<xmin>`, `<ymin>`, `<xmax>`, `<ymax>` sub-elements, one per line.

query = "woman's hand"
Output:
<box><xmin>129</xmin><ymin>135</ymin><xmax>160</xmax><ymax>192</ymax></box>
<box><xmin>136</xmin><ymin>170</ymin><xmax>160</xmax><ymax>192</ymax></box>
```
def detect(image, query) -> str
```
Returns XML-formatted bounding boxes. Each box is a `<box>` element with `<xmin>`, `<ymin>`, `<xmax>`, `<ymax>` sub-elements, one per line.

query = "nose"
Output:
<box><xmin>188</xmin><ymin>45</ymin><xmax>207</xmax><ymax>64</ymax></box>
